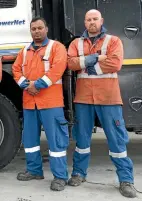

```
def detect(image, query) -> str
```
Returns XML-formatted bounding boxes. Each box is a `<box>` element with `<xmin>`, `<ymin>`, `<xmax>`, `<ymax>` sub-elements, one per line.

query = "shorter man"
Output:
<box><xmin>12</xmin><ymin>17</ymin><xmax>69</xmax><ymax>191</ymax></box>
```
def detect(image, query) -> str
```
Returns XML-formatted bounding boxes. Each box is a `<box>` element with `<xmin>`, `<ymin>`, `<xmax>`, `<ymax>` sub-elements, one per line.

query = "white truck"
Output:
<box><xmin>0</xmin><ymin>0</ymin><xmax>32</xmax><ymax>169</ymax></box>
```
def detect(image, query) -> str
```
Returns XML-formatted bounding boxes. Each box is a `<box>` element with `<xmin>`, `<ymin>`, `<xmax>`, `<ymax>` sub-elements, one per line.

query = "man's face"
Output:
<box><xmin>30</xmin><ymin>20</ymin><xmax>48</xmax><ymax>42</ymax></box>
<box><xmin>84</xmin><ymin>11</ymin><xmax>103</xmax><ymax>34</ymax></box>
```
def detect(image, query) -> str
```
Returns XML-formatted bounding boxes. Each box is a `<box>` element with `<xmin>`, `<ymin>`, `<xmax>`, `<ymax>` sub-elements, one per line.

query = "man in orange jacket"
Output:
<box><xmin>12</xmin><ymin>17</ymin><xmax>69</xmax><ymax>191</ymax></box>
<box><xmin>67</xmin><ymin>9</ymin><xmax>136</xmax><ymax>198</ymax></box>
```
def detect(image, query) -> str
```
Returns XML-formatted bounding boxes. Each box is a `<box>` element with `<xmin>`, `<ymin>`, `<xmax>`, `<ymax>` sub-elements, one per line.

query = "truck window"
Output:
<box><xmin>0</xmin><ymin>0</ymin><xmax>17</xmax><ymax>8</ymax></box>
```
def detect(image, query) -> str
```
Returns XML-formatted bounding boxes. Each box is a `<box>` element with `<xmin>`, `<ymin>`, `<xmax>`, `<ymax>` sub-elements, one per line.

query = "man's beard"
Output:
<box><xmin>88</xmin><ymin>26</ymin><xmax>98</xmax><ymax>33</ymax></box>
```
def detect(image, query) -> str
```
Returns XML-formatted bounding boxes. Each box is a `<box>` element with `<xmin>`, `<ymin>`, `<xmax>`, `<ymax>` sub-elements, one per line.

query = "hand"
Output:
<box><xmin>25</xmin><ymin>81</ymin><xmax>40</xmax><ymax>96</ymax></box>
<box><xmin>98</xmin><ymin>55</ymin><xmax>107</xmax><ymax>62</ymax></box>
<box><xmin>85</xmin><ymin>53</ymin><xmax>98</xmax><ymax>67</ymax></box>
<box><xmin>86</xmin><ymin>66</ymin><xmax>97</xmax><ymax>75</ymax></box>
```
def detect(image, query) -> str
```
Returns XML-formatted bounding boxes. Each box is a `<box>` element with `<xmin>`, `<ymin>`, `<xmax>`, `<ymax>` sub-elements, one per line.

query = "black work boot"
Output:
<box><xmin>50</xmin><ymin>177</ymin><xmax>67</xmax><ymax>191</ymax></box>
<box><xmin>68</xmin><ymin>175</ymin><xmax>86</xmax><ymax>186</ymax></box>
<box><xmin>119</xmin><ymin>182</ymin><xmax>136</xmax><ymax>198</ymax></box>
<box><xmin>17</xmin><ymin>171</ymin><xmax>44</xmax><ymax>181</ymax></box>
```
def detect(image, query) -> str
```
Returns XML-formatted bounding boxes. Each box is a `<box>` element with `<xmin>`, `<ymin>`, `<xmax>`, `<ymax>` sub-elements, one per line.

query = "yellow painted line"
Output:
<box><xmin>0</xmin><ymin>45</ymin><xmax>24</xmax><ymax>50</ymax></box>
<box><xmin>123</xmin><ymin>59</ymin><xmax>142</xmax><ymax>65</ymax></box>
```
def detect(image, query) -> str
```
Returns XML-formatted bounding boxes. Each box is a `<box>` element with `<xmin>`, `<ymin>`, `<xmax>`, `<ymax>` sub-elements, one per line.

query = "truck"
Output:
<box><xmin>0</xmin><ymin>0</ymin><xmax>142</xmax><ymax>169</ymax></box>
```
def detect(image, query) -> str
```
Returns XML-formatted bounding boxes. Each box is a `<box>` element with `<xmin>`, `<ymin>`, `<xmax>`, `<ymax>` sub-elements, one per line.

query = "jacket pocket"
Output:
<box><xmin>55</xmin><ymin>116</ymin><xmax>69</xmax><ymax>149</ymax></box>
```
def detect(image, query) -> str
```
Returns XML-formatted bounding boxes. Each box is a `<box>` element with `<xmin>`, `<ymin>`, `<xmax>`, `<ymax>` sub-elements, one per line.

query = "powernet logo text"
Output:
<box><xmin>0</xmin><ymin>19</ymin><xmax>25</xmax><ymax>26</ymax></box>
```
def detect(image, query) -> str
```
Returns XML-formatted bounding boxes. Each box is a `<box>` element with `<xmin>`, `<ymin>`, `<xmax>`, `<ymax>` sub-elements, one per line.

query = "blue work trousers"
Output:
<box><xmin>22</xmin><ymin>107</ymin><xmax>69</xmax><ymax>180</ymax></box>
<box><xmin>72</xmin><ymin>103</ymin><xmax>134</xmax><ymax>183</ymax></box>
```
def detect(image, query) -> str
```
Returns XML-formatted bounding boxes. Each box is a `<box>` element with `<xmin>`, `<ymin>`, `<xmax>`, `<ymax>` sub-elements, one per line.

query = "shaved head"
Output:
<box><xmin>85</xmin><ymin>9</ymin><xmax>102</xmax><ymax>20</ymax></box>
<box><xmin>84</xmin><ymin>9</ymin><xmax>103</xmax><ymax>36</ymax></box>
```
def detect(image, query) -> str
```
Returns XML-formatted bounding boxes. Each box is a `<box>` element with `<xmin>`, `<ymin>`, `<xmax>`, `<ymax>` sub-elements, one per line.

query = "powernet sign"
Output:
<box><xmin>0</xmin><ymin>0</ymin><xmax>32</xmax><ymax>47</ymax></box>
<box><xmin>0</xmin><ymin>19</ymin><xmax>25</xmax><ymax>26</ymax></box>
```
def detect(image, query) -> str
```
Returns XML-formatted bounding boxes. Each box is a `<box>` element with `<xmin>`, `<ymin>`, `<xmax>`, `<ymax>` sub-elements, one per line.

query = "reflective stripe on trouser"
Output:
<box><xmin>72</xmin><ymin>104</ymin><xmax>134</xmax><ymax>183</ymax></box>
<box><xmin>23</xmin><ymin>108</ymin><xmax>69</xmax><ymax>179</ymax></box>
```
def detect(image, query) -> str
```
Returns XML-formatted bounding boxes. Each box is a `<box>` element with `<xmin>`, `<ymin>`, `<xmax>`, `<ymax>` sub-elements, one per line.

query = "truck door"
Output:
<box><xmin>98</xmin><ymin>0</ymin><xmax>142</xmax><ymax>131</ymax></box>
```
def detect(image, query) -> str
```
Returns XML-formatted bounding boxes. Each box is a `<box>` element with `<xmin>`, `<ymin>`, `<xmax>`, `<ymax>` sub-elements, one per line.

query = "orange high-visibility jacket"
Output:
<box><xmin>12</xmin><ymin>39</ymin><xmax>67</xmax><ymax>109</ymax></box>
<box><xmin>68</xmin><ymin>34</ymin><xmax>123</xmax><ymax>105</ymax></box>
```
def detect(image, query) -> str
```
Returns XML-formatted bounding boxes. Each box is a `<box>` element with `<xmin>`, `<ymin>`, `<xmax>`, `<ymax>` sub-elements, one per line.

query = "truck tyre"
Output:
<box><xmin>0</xmin><ymin>93</ymin><xmax>21</xmax><ymax>169</ymax></box>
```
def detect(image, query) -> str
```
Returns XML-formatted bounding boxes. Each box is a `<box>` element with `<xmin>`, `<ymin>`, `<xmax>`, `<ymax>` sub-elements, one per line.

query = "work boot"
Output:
<box><xmin>17</xmin><ymin>171</ymin><xmax>44</xmax><ymax>181</ymax></box>
<box><xmin>119</xmin><ymin>182</ymin><xmax>136</xmax><ymax>198</ymax></box>
<box><xmin>50</xmin><ymin>177</ymin><xmax>67</xmax><ymax>191</ymax></box>
<box><xmin>68</xmin><ymin>175</ymin><xmax>86</xmax><ymax>186</ymax></box>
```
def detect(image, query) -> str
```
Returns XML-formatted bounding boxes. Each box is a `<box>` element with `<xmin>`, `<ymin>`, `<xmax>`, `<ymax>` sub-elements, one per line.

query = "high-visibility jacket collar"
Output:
<box><xmin>27</xmin><ymin>37</ymin><xmax>49</xmax><ymax>50</ymax></box>
<box><xmin>81</xmin><ymin>26</ymin><xmax>107</xmax><ymax>40</ymax></box>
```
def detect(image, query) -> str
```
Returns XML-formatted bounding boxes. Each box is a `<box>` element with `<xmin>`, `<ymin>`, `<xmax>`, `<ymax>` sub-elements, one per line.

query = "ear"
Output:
<box><xmin>46</xmin><ymin>26</ymin><xmax>48</xmax><ymax>33</ymax></box>
<box><xmin>84</xmin><ymin>19</ymin><xmax>87</xmax><ymax>28</ymax></box>
<box><xmin>101</xmin><ymin>18</ymin><xmax>104</xmax><ymax>25</ymax></box>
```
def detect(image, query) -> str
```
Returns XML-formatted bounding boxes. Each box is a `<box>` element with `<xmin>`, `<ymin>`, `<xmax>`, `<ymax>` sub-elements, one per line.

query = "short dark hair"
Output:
<box><xmin>30</xmin><ymin>16</ymin><xmax>47</xmax><ymax>27</ymax></box>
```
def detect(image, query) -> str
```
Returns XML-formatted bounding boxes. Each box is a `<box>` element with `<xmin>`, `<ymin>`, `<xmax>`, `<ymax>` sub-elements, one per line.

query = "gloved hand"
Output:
<box><xmin>20</xmin><ymin>79</ymin><xmax>30</xmax><ymax>89</ymax></box>
<box><xmin>86</xmin><ymin>54</ymin><xmax>107</xmax><ymax>75</ymax></box>
<box><xmin>86</xmin><ymin>66</ymin><xmax>97</xmax><ymax>75</ymax></box>
<box><xmin>85</xmin><ymin>53</ymin><xmax>98</xmax><ymax>67</ymax></box>
<box><xmin>34</xmin><ymin>78</ymin><xmax>48</xmax><ymax>90</ymax></box>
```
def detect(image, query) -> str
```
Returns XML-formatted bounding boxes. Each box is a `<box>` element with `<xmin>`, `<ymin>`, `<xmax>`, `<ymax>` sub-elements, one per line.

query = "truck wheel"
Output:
<box><xmin>0</xmin><ymin>93</ymin><xmax>21</xmax><ymax>169</ymax></box>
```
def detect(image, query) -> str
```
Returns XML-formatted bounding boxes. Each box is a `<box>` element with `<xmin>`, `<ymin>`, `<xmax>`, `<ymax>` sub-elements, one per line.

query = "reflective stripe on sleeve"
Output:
<box><xmin>41</xmin><ymin>75</ymin><xmax>62</xmax><ymax>85</ymax></box>
<box><xmin>41</xmin><ymin>75</ymin><xmax>52</xmax><ymax>86</ymax></box>
<box><xmin>17</xmin><ymin>76</ymin><xmax>26</xmax><ymax>86</ymax></box>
